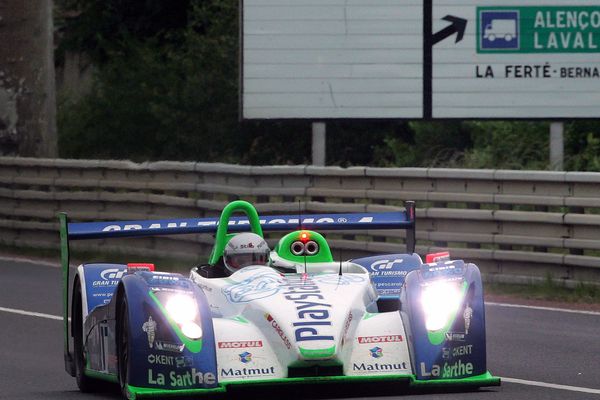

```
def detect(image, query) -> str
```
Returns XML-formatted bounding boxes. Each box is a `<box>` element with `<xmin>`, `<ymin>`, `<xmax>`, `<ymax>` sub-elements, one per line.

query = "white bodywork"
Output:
<box><xmin>190</xmin><ymin>265</ymin><xmax>413</xmax><ymax>382</ymax></box>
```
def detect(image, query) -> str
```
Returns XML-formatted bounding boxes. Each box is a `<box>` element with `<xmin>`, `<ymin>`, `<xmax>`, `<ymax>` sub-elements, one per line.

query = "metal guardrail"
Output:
<box><xmin>1</xmin><ymin>157</ymin><xmax>599</xmax><ymax>285</ymax></box>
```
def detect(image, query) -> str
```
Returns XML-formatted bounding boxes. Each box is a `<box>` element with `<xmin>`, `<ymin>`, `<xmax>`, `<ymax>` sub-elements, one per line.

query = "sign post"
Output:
<box><xmin>550</xmin><ymin>122</ymin><xmax>564</xmax><ymax>171</ymax></box>
<box><xmin>312</xmin><ymin>122</ymin><xmax>326</xmax><ymax>166</ymax></box>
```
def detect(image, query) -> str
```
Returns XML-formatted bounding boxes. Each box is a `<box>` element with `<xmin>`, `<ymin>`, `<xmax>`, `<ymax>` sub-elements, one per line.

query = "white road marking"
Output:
<box><xmin>0</xmin><ymin>306</ymin><xmax>63</xmax><ymax>321</ymax></box>
<box><xmin>500</xmin><ymin>376</ymin><xmax>600</xmax><ymax>394</ymax></box>
<box><xmin>487</xmin><ymin>302</ymin><xmax>600</xmax><ymax>316</ymax></box>
<box><xmin>0</xmin><ymin>255</ymin><xmax>60</xmax><ymax>268</ymax></box>
<box><xmin>2</xmin><ymin>302</ymin><xmax>600</xmax><ymax>395</ymax></box>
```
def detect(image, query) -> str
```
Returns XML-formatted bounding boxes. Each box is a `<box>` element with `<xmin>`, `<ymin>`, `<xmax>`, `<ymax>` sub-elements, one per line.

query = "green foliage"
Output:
<box><xmin>372</xmin><ymin>122</ymin><xmax>472</xmax><ymax>167</ymax></box>
<box><xmin>461</xmin><ymin>121</ymin><xmax>549</xmax><ymax>169</ymax></box>
<box><xmin>565</xmin><ymin>122</ymin><xmax>600</xmax><ymax>171</ymax></box>
<box><xmin>59</xmin><ymin>1</ymin><xmax>240</xmax><ymax>161</ymax></box>
<box><xmin>55</xmin><ymin>0</ymin><xmax>191</xmax><ymax>64</ymax></box>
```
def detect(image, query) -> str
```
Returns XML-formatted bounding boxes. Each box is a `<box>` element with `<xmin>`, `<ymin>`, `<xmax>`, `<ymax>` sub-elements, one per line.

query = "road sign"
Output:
<box><xmin>242</xmin><ymin>0</ymin><xmax>600</xmax><ymax>120</ymax></box>
<box><xmin>478</xmin><ymin>6</ymin><xmax>600</xmax><ymax>53</ymax></box>
<box><xmin>433</xmin><ymin>0</ymin><xmax>600</xmax><ymax>118</ymax></box>
<box><xmin>241</xmin><ymin>0</ymin><xmax>423</xmax><ymax>119</ymax></box>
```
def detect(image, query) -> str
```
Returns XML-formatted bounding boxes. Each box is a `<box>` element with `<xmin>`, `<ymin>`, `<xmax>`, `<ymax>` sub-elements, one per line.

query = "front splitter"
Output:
<box><xmin>127</xmin><ymin>371</ymin><xmax>499</xmax><ymax>399</ymax></box>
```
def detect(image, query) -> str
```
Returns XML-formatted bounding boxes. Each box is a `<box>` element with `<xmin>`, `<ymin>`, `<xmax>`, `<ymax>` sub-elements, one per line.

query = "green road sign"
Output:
<box><xmin>478</xmin><ymin>6</ymin><xmax>600</xmax><ymax>53</ymax></box>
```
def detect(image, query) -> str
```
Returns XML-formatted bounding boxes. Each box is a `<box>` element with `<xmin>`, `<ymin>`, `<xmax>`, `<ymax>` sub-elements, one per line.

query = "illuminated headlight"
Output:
<box><xmin>181</xmin><ymin>321</ymin><xmax>203</xmax><ymax>340</ymax></box>
<box><xmin>421</xmin><ymin>281</ymin><xmax>463</xmax><ymax>331</ymax></box>
<box><xmin>164</xmin><ymin>294</ymin><xmax>203</xmax><ymax>339</ymax></box>
<box><xmin>165</xmin><ymin>294</ymin><xmax>198</xmax><ymax>324</ymax></box>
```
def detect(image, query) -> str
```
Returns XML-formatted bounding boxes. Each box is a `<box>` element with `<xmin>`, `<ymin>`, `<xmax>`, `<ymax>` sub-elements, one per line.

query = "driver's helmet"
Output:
<box><xmin>223</xmin><ymin>233</ymin><xmax>270</xmax><ymax>274</ymax></box>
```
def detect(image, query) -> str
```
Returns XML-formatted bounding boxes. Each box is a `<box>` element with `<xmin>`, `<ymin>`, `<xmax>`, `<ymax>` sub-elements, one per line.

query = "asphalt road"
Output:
<box><xmin>1</xmin><ymin>258</ymin><xmax>599</xmax><ymax>400</ymax></box>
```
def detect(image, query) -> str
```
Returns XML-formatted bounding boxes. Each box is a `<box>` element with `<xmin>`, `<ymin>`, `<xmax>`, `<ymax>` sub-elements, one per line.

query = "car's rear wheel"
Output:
<box><xmin>73</xmin><ymin>281</ymin><xmax>102</xmax><ymax>392</ymax></box>
<box><xmin>117</xmin><ymin>295</ymin><xmax>130</xmax><ymax>398</ymax></box>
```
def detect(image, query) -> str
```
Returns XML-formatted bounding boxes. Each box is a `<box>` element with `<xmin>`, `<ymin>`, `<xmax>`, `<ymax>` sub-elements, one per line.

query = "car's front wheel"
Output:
<box><xmin>117</xmin><ymin>294</ymin><xmax>130</xmax><ymax>399</ymax></box>
<box><xmin>73</xmin><ymin>281</ymin><xmax>102</xmax><ymax>392</ymax></box>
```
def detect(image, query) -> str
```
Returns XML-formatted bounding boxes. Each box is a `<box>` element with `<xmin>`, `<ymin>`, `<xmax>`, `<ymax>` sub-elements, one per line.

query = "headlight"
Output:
<box><xmin>421</xmin><ymin>281</ymin><xmax>463</xmax><ymax>331</ymax></box>
<box><xmin>181</xmin><ymin>321</ymin><xmax>203</xmax><ymax>340</ymax></box>
<box><xmin>165</xmin><ymin>294</ymin><xmax>198</xmax><ymax>324</ymax></box>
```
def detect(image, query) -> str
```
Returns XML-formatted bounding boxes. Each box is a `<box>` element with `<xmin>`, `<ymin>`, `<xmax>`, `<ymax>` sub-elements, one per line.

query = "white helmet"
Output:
<box><xmin>223</xmin><ymin>233</ymin><xmax>270</xmax><ymax>274</ymax></box>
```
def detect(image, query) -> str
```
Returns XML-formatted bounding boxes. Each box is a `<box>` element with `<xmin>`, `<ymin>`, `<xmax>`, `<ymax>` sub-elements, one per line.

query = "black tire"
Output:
<box><xmin>73</xmin><ymin>282</ymin><xmax>103</xmax><ymax>392</ymax></box>
<box><xmin>117</xmin><ymin>295</ymin><xmax>130</xmax><ymax>399</ymax></box>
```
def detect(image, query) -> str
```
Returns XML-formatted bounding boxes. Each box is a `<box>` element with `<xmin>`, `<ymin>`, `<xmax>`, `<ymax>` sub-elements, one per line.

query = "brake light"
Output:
<box><xmin>127</xmin><ymin>263</ymin><xmax>155</xmax><ymax>271</ymax></box>
<box><xmin>425</xmin><ymin>252</ymin><xmax>450</xmax><ymax>263</ymax></box>
<box><xmin>299</xmin><ymin>231</ymin><xmax>310</xmax><ymax>243</ymax></box>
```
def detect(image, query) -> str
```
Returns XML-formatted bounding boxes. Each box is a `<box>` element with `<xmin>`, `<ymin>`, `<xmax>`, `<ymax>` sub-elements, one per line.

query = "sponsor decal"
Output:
<box><xmin>142</xmin><ymin>316</ymin><xmax>157</xmax><ymax>348</ymax></box>
<box><xmin>222</xmin><ymin>272</ymin><xmax>285</xmax><ymax>303</ymax></box>
<box><xmin>265</xmin><ymin>314</ymin><xmax>292</xmax><ymax>349</ymax></box>
<box><xmin>101</xmin><ymin>216</ymin><xmax>375</xmax><ymax>233</ymax></box>
<box><xmin>442</xmin><ymin>347</ymin><xmax>450</xmax><ymax>359</ymax></box>
<box><xmin>442</xmin><ymin>344</ymin><xmax>473</xmax><ymax>360</ymax></box>
<box><xmin>421</xmin><ymin>261</ymin><xmax>465</xmax><ymax>281</ymax></box>
<box><xmin>282</xmin><ymin>275</ymin><xmax>334</xmax><ymax>342</ymax></box>
<box><xmin>175</xmin><ymin>356</ymin><xmax>193</xmax><ymax>368</ymax></box>
<box><xmin>444</xmin><ymin>332</ymin><xmax>466</xmax><ymax>342</ymax></box>
<box><xmin>218</xmin><ymin>340</ymin><xmax>263</xmax><ymax>349</ymax></box>
<box><xmin>147</xmin><ymin>354</ymin><xmax>193</xmax><ymax>368</ymax></box>
<box><xmin>198</xmin><ymin>283</ymin><xmax>213</xmax><ymax>293</ymax></box>
<box><xmin>358</xmin><ymin>335</ymin><xmax>403</xmax><ymax>344</ymax></box>
<box><xmin>341</xmin><ymin>313</ymin><xmax>353</xmax><ymax>346</ymax></box>
<box><xmin>148</xmin><ymin>368</ymin><xmax>216</xmax><ymax>387</ymax></box>
<box><xmin>151</xmin><ymin>275</ymin><xmax>179</xmax><ymax>281</ymax></box>
<box><xmin>442</xmin><ymin>298</ymin><xmax>473</xmax><ymax>343</ymax></box>
<box><xmin>92</xmin><ymin>268</ymin><xmax>125</xmax><ymax>287</ymax></box>
<box><xmin>155</xmin><ymin>340</ymin><xmax>185</xmax><ymax>353</ymax></box>
<box><xmin>221</xmin><ymin>366</ymin><xmax>275</xmax><ymax>378</ymax></box>
<box><xmin>238</xmin><ymin>352</ymin><xmax>252</xmax><ymax>363</ymax></box>
<box><xmin>463</xmin><ymin>304</ymin><xmax>473</xmax><ymax>334</ymax></box>
<box><xmin>100</xmin><ymin>268</ymin><xmax>125</xmax><ymax>280</ymax></box>
<box><xmin>148</xmin><ymin>354</ymin><xmax>174</xmax><ymax>366</ymax></box>
<box><xmin>353</xmin><ymin>361</ymin><xmax>408</xmax><ymax>372</ymax></box>
<box><xmin>369</xmin><ymin>347</ymin><xmax>383</xmax><ymax>358</ymax></box>
<box><xmin>369</xmin><ymin>259</ymin><xmax>409</xmax><ymax>277</ymax></box>
<box><xmin>420</xmin><ymin>360</ymin><xmax>474</xmax><ymax>378</ymax></box>
<box><xmin>148</xmin><ymin>274</ymin><xmax>190</xmax><ymax>289</ymax></box>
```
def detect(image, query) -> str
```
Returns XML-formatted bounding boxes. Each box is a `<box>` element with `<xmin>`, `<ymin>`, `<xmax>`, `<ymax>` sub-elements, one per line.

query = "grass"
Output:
<box><xmin>485</xmin><ymin>275</ymin><xmax>600</xmax><ymax>304</ymax></box>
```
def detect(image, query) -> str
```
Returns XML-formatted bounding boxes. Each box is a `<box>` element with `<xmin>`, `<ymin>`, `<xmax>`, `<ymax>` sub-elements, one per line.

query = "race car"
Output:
<box><xmin>60</xmin><ymin>200</ymin><xmax>500</xmax><ymax>399</ymax></box>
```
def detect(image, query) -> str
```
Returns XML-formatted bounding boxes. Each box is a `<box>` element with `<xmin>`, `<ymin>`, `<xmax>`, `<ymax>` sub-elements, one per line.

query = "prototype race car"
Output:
<box><xmin>60</xmin><ymin>200</ymin><xmax>500</xmax><ymax>399</ymax></box>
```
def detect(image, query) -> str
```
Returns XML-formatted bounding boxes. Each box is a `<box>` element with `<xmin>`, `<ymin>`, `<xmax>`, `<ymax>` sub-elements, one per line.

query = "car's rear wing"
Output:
<box><xmin>59</xmin><ymin>200</ymin><xmax>415</xmax><ymax>374</ymax></box>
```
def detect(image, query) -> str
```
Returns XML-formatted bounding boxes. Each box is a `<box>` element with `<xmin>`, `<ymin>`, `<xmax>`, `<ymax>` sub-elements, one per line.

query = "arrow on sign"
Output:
<box><xmin>432</xmin><ymin>15</ymin><xmax>467</xmax><ymax>45</ymax></box>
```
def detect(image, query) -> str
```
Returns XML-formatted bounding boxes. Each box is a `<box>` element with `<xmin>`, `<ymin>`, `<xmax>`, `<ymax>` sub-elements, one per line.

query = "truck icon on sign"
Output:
<box><xmin>484</xmin><ymin>19</ymin><xmax>516</xmax><ymax>42</ymax></box>
<box><xmin>479</xmin><ymin>10</ymin><xmax>519</xmax><ymax>50</ymax></box>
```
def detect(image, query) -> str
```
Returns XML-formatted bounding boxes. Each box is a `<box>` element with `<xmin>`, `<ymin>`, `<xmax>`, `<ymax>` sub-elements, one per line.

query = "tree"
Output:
<box><xmin>0</xmin><ymin>0</ymin><xmax>57</xmax><ymax>156</ymax></box>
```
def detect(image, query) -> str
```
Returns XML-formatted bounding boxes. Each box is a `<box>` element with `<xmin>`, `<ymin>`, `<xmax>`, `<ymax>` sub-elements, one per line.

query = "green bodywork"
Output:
<box><xmin>274</xmin><ymin>230</ymin><xmax>333</xmax><ymax>263</ymax></box>
<box><xmin>59</xmin><ymin>212</ymin><xmax>73</xmax><ymax>375</ymax></box>
<box><xmin>208</xmin><ymin>200</ymin><xmax>264</xmax><ymax>265</ymax></box>
<box><xmin>123</xmin><ymin>372</ymin><xmax>500</xmax><ymax>399</ymax></box>
<box><xmin>298</xmin><ymin>345</ymin><xmax>337</xmax><ymax>359</ymax></box>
